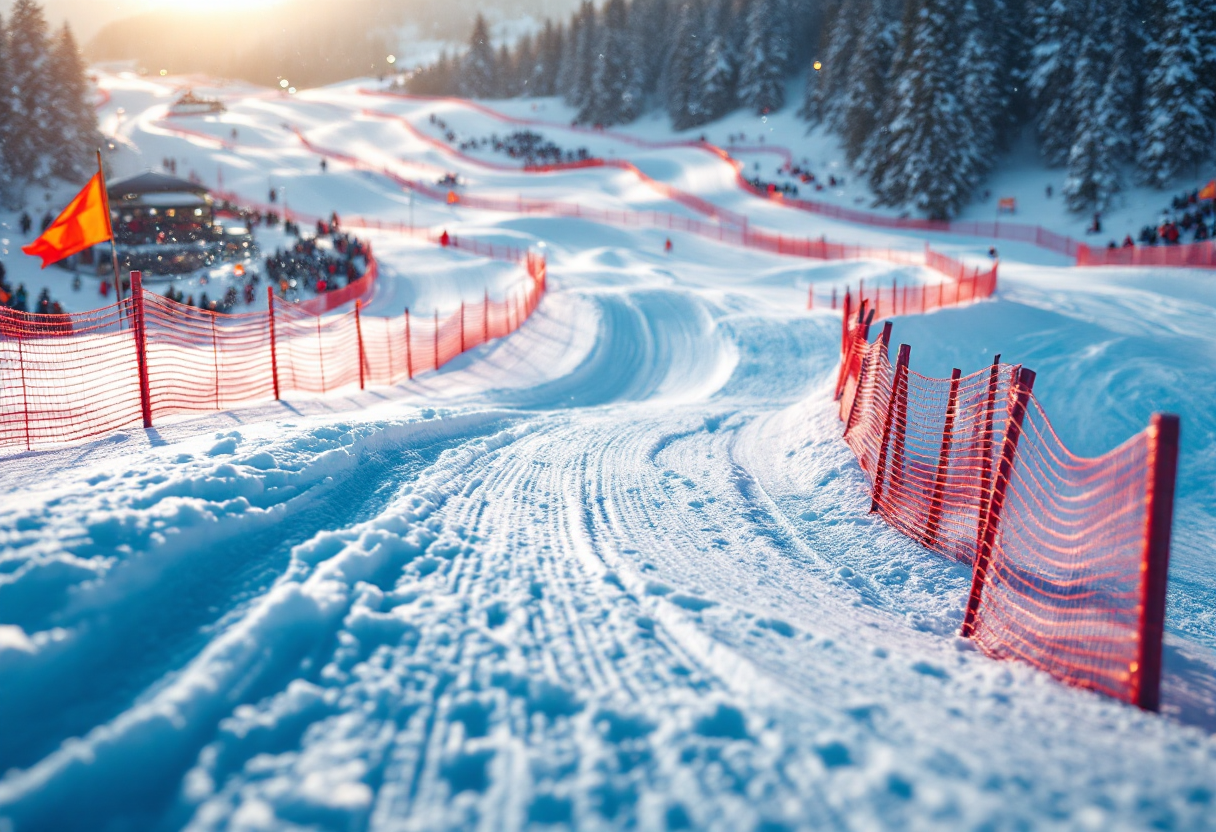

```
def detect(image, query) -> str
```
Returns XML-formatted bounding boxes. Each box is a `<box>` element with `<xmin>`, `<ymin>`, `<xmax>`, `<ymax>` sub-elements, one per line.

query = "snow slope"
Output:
<box><xmin>1</xmin><ymin>72</ymin><xmax>1215</xmax><ymax>832</ymax></box>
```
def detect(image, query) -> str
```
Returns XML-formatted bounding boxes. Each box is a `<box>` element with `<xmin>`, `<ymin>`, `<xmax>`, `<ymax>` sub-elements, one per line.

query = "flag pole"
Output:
<box><xmin>96</xmin><ymin>149</ymin><xmax>123</xmax><ymax>303</ymax></box>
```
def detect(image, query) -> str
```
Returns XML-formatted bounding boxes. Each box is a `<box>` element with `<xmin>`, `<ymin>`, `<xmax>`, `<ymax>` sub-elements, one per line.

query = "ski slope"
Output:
<box><xmin>1</xmin><ymin>72</ymin><xmax>1215</xmax><ymax>832</ymax></box>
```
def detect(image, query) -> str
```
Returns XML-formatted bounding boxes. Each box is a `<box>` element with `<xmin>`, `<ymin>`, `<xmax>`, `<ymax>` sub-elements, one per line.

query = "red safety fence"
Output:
<box><xmin>834</xmin><ymin>299</ymin><xmax>1179</xmax><ymax>710</ymax></box>
<box><xmin>361</xmin><ymin>89</ymin><xmax>1086</xmax><ymax>260</ymax></box>
<box><xmin>809</xmin><ymin>252</ymin><xmax>999</xmax><ymax>319</ymax></box>
<box><xmin>1077</xmin><ymin>240</ymin><xmax>1216</xmax><ymax>268</ymax></box>
<box><xmin>0</xmin><ymin>251</ymin><xmax>546</xmax><ymax>451</ymax></box>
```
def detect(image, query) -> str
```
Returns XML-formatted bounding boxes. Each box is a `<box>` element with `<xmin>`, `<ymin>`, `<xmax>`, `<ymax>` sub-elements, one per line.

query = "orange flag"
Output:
<box><xmin>22</xmin><ymin>173</ymin><xmax>113</xmax><ymax>268</ymax></box>
<box><xmin>1201</xmin><ymin>179</ymin><xmax>1216</xmax><ymax>201</ymax></box>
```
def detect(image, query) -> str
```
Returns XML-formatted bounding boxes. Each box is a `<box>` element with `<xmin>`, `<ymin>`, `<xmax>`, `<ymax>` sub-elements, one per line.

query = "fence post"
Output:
<box><xmin>923</xmin><ymin>369</ymin><xmax>962</xmax><ymax>547</ymax></box>
<box><xmin>433</xmin><ymin>310</ymin><xmax>439</xmax><ymax>370</ymax></box>
<box><xmin>16</xmin><ymin>335</ymin><xmax>30</xmax><ymax>450</ymax></box>
<box><xmin>870</xmin><ymin>343</ymin><xmax>911</xmax><ymax>513</ymax></box>
<box><xmin>210</xmin><ymin>310</ymin><xmax>220</xmax><ymax>409</ymax></box>
<box><xmin>974</xmin><ymin>355</ymin><xmax>1004</xmax><ymax>555</ymax></box>
<box><xmin>130</xmin><ymin>271</ymin><xmax>153</xmax><ymax>429</ymax></box>
<box><xmin>405</xmin><ymin>307</ymin><xmax>413</xmax><ymax>380</ymax></box>
<box><xmin>459</xmin><ymin>301</ymin><xmax>466</xmax><ymax>353</ymax></box>
<box><xmin>483</xmin><ymin>288</ymin><xmax>490</xmax><ymax>343</ymax></box>
<box><xmin>835</xmin><ymin>297</ymin><xmax>865</xmax><ymax>401</ymax></box>
<box><xmin>844</xmin><ymin>318</ymin><xmax>888</xmax><ymax>438</ymax></box>
<box><xmin>355</xmin><ymin>300</ymin><xmax>366</xmax><ymax>390</ymax></box>
<box><xmin>1134</xmin><ymin>413</ymin><xmax>1180</xmax><ymax>712</ymax></box>
<box><xmin>961</xmin><ymin>366</ymin><xmax>1036</xmax><ymax>639</ymax></box>
<box><xmin>267</xmin><ymin>287</ymin><xmax>280</xmax><ymax>400</ymax></box>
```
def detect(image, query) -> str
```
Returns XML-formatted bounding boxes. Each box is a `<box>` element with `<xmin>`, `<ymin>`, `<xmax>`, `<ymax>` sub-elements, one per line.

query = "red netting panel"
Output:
<box><xmin>970</xmin><ymin>396</ymin><xmax>1153</xmax><ymax>701</ymax></box>
<box><xmin>361</xmin><ymin>314</ymin><xmax>407</xmax><ymax>387</ymax></box>
<box><xmin>142</xmin><ymin>296</ymin><xmax>275</xmax><ymax>417</ymax></box>
<box><xmin>842</xmin><ymin>341</ymin><xmax>894</xmax><ymax>479</ymax></box>
<box><xmin>0</xmin><ymin>304</ymin><xmax>141</xmax><ymax>450</ymax></box>
<box><xmin>1077</xmin><ymin>240</ymin><xmax>1216</xmax><ymax>268</ymax></box>
<box><xmin>273</xmin><ymin>304</ymin><xmax>360</xmax><ymax>395</ymax></box>
<box><xmin>436</xmin><ymin>309</ymin><xmax>464</xmax><ymax>368</ymax></box>
<box><xmin>873</xmin><ymin>366</ymin><xmax>1018</xmax><ymax>566</ymax></box>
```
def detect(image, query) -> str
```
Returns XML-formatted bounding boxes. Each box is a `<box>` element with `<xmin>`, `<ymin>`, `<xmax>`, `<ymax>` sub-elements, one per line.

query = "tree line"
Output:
<box><xmin>407</xmin><ymin>0</ymin><xmax>1216</xmax><ymax>220</ymax></box>
<box><xmin>0</xmin><ymin>0</ymin><xmax>100</xmax><ymax>206</ymax></box>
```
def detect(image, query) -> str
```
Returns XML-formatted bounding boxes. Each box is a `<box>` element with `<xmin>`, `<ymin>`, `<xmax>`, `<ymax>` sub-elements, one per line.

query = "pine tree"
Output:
<box><xmin>699</xmin><ymin>0</ymin><xmax>739</xmax><ymax>121</ymax></box>
<box><xmin>6</xmin><ymin>0</ymin><xmax>55</xmax><ymax>184</ymax></box>
<box><xmin>630</xmin><ymin>0</ymin><xmax>671</xmax><ymax>99</ymax></box>
<box><xmin>528</xmin><ymin>21</ymin><xmax>562</xmax><ymax>97</ymax></box>
<box><xmin>1139</xmin><ymin>0</ymin><xmax>1214</xmax><ymax>186</ymax></box>
<box><xmin>581</xmin><ymin>0</ymin><xmax>642</xmax><ymax>125</ymax></box>
<box><xmin>0</xmin><ymin>14</ymin><xmax>14</xmax><ymax>206</ymax></box>
<box><xmin>837</xmin><ymin>0</ymin><xmax>900</xmax><ymax>167</ymax></box>
<box><xmin>956</xmin><ymin>0</ymin><xmax>1003</xmax><ymax>185</ymax></box>
<box><xmin>738</xmin><ymin>0</ymin><xmax>790</xmax><ymax>115</ymax></box>
<box><xmin>869</xmin><ymin>0</ymin><xmax>973</xmax><ymax>219</ymax></box>
<box><xmin>1026</xmin><ymin>0</ymin><xmax>1083</xmax><ymax>166</ymax></box>
<box><xmin>1063</xmin><ymin>0</ymin><xmax>1117</xmax><ymax>210</ymax></box>
<box><xmin>47</xmin><ymin>24</ymin><xmax>99</xmax><ymax>180</ymax></box>
<box><xmin>665</xmin><ymin>1</ymin><xmax>707</xmax><ymax>129</ymax></box>
<box><xmin>801</xmin><ymin>0</ymin><xmax>860</xmax><ymax>123</ymax></box>
<box><xmin>460</xmin><ymin>14</ymin><xmax>497</xmax><ymax>98</ymax></box>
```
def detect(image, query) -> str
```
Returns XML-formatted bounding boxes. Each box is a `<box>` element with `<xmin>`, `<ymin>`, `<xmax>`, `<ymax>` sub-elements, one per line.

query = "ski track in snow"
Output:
<box><xmin>1</xmin><ymin>73</ymin><xmax>1215</xmax><ymax>832</ymax></box>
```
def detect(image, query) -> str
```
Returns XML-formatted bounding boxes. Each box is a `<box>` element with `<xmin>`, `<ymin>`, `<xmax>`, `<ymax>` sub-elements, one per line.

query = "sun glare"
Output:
<box><xmin>137</xmin><ymin>0</ymin><xmax>289</xmax><ymax>12</ymax></box>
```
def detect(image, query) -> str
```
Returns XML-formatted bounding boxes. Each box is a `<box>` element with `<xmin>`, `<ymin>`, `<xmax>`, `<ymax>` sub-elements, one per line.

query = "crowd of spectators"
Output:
<box><xmin>264</xmin><ymin>215</ymin><xmax>368</xmax><ymax>303</ymax></box>
<box><xmin>429</xmin><ymin>114</ymin><xmax>592</xmax><ymax>167</ymax></box>
<box><xmin>1109</xmin><ymin>188</ymin><xmax>1216</xmax><ymax>248</ymax></box>
<box><xmin>0</xmin><ymin>263</ymin><xmax>68</xmax><ymax>316</ymax></box>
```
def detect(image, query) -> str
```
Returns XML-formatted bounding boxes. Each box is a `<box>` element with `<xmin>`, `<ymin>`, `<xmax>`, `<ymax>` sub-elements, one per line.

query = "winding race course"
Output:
<box><xmin>2</xmin><ymin>73</ymin><xmax>1216</xmax><ymax>832</ymax></box>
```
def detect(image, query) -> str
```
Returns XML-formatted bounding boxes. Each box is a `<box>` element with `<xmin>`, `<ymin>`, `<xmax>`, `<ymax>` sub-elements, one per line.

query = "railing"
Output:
<box><xmin>834</xmin><ymin>301</ymin><xmax>1179</xmax><ymax>710</ymax></box>
<box><xmin>0</xmin><ymin>250</ymin><xmax>547</xmax><ymax>451</ymax></box>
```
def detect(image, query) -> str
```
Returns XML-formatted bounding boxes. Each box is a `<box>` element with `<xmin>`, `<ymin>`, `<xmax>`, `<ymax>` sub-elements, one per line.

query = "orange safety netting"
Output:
<box><xmin>835</xmin><ymin>304</ymin><xmax>1178</xmax><ymax>710</ymax></box>
<box><xmin>0</xmin><ymin>250</ymin><xmax>546</xmax><ymax>451</ymax></box>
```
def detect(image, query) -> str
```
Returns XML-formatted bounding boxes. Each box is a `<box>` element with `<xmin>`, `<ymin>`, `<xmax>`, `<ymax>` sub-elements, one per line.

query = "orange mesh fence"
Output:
<box><xmin>834</xmin><ymin>306</ymin><xmax>1179</xmax><ymax>710</ymax></box>
<box><xmin>360</xmin><ymin>90</ymin><xmax>1087</xmax><ymax>260</ymax></box>
<box><xmin>810</xmin><ymin>256</ymin><xmax>999</xmax><ymax>318</ymax></box>
<box><xmin>0</xmin><ymin>248</ymin><xmax>546</xmax><ymax>451</ymax></box>
<box><xmin>1077</xmin><ymin>240</ymin><xmax>1216</xmax><ymax>268</ymax></box>
<box><xmin>0</xmin><ymin>303</ymin><xmax>142</xmax><ymax>449</ymax></box>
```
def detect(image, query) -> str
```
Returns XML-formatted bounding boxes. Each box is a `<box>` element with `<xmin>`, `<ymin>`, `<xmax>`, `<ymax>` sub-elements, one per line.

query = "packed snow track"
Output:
<box><xmin>1</xmin><ymin>73</ymin><xmax>1215</xmax><ymax>832</ymax></box>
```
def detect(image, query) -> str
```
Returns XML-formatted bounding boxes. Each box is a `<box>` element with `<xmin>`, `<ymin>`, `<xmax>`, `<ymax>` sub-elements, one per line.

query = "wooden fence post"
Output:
<box><xmin>267</xmin><ymin>287</ymin><xmax>280</xmax><ymax>400</ymax></box>
<box><xmin>870</xmin><ymin>343</ymin><xmax>911</xmax><ymax>513</ymax></box>
<box><xmin>923</xmin><ymin>369</ymin><xmax>962</xmax><ymax>547</ymax></box>
<box><xmin>1134</xmin><ymin>413</ymin><xmax>1180</xmax><ymax>711</ymax></box>
<box><xmin>961</xmin><ymin>366</ymin><xmax>1036</xmax><ymax>639</ymax></box>
<box><xmin>130</xmin><ymin>271</ymin><xmax>153</xmax><ymax>429</ymax></box>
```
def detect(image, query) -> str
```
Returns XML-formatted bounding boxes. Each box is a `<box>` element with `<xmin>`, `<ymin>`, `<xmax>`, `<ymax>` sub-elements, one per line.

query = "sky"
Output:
<box><xmin>14</xmin><ymin>0</ymin><xmax>291</xmax><ymax>41</ymax></box>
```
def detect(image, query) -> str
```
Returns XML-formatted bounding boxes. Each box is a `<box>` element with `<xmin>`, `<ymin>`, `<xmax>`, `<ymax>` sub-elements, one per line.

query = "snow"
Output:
<box><xmin>1</xmin><ymin>70</ymin><xmax>1215</xmax><ymax>831</ymax></box>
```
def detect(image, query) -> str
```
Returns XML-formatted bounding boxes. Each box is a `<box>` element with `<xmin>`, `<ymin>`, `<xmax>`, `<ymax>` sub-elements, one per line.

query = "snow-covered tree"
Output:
<box><xmin>1139</xmin><ymin>0</ymin><xmax>1214</xmax><ymax>186</ymax></box>
<box><xmin>460</xmin><ymin>15</ymin><xmax>497</xmax><ymax>98</ymax></box>
<box><xmin>837</xmin><ymin>0</ymin><xmax>900</xmax><ymax>167</ymax></box>
<box><xmin>580</xmin><ymin>0</ymin><xmax>642</xmax><ymax>125</ymax></box>
<box><xmin>6</xmin><ymin>0</ymin><xmax>55</xmax><ymax>183</ymax></box>
<box><xmin>47</xmin><ymin>24</ymin><xmax>100</xmax><ymax>180</ymax></box>
<box><xmin>698</xmin><ymin>0</ymin><xmax>740</xmax><ymax>121</ymax></box>
<box><xmin>630</xmin><ymin>0</ymin><xmax>671</xmax><ymax>99</ymax></box>
<box><xmin>801</xmin><ymin>0</ymin><xmax>861</xmax><ymax>123</ymax></box>
<box><xmin>738</xmin><ymin>0</ymin><xmax>790</xmax><ymax>115</ymax></box>
<box><xmin>1026</xmin><ymin>0</ymin><xmax>1083</xmax><ymax>166</ymax></box>
<box><xmin>665</xmin><ymin>1</ymin><xmax>707</xmax><ymax>129</ymax></box>
<box><xmin>869</xmin><ymin>0</ymin><xmax>973</xmax><ymax>219</ymax></box>
<box><xmin>1062</xmin><ymin>0</ymin><xmax>1117</xmax><ymax>210</ymax></box>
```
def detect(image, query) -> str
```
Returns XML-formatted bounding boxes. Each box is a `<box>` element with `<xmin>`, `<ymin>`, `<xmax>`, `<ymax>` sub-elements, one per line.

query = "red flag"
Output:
<box><xmin>22</xmin><ymin>173</ymin><xmax>113</xmax><ymax>268</ymax></box>
<box><xmin>1200</xmin><ymin>180</ymin><xmax>1216</xmax><ymax>201</ymax></box>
